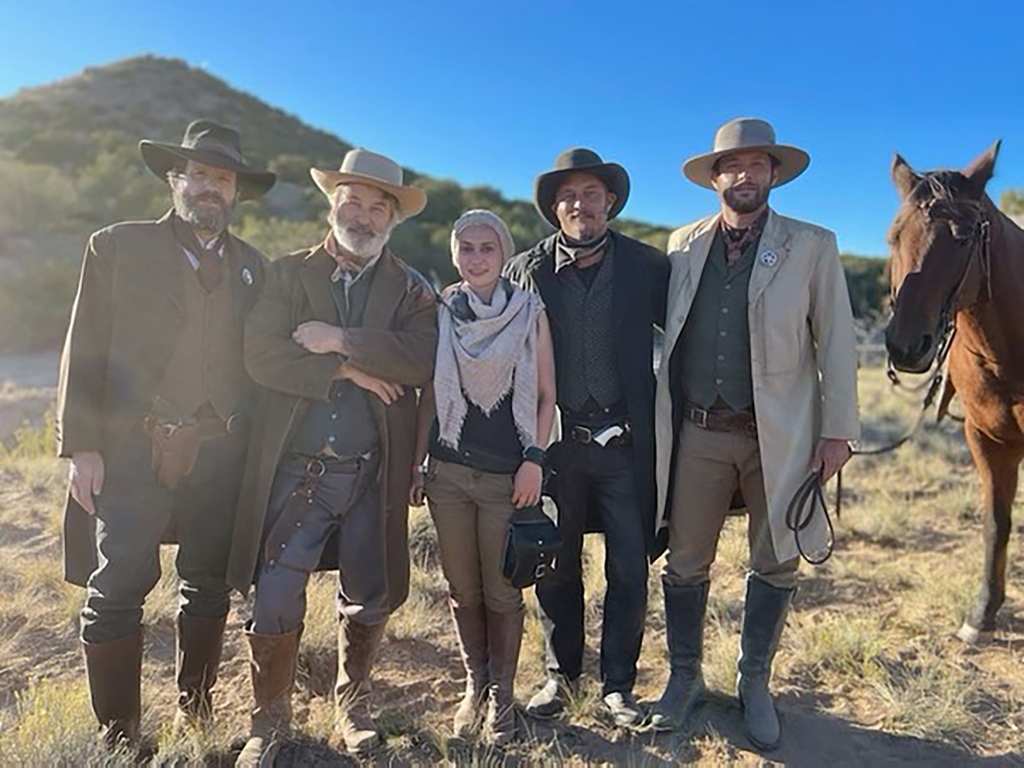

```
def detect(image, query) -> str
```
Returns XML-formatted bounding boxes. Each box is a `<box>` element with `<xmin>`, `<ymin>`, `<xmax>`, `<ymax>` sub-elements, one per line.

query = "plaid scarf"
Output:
<box><xmin>434</xmin><ymin>282</ymin><xmax>544</xmax><ymax>451</ymax></box>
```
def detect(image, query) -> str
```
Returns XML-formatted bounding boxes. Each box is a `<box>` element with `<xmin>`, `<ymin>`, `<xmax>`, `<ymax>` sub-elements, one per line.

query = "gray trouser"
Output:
<box><xmin>82</xmin><ymin>431</ymin><xmax>246</xmax><ymax>643</ymax></box>
<box><xmin>665</xmin><ymin>426</ymin><xmax>798</xmax><ymax>590</ymax></box>
<box><xmin>425</xmin><ymin>459</ymin><xmax>522</xmax><ymax>615</ymax></box>
<box><xmin>250</xmin><ymin>454</ymin><xmax>387</xmax><ymax>634</ymax></box>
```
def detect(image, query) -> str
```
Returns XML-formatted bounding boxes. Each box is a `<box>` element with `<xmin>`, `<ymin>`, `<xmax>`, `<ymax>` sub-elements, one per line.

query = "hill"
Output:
<box><xmin>0</xmin><ymin>55</ymin><xmax>885</xmax><ymax>352</ymax></box>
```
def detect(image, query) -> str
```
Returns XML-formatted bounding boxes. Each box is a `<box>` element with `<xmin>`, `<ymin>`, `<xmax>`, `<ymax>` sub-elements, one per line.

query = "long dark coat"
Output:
<box><xmin>226</xmin><ymin>245</ymin><xmax>437</xmax><ymax>613</ymax></box>
<box><xmin>57</xmin><ymin>211</ymin><xmax>267</xmax><ymax>586</ymax></box>
<box><xmin>504</xmin><ymin>230</ymin><xmax>670</xmax><ymax>559</ymax></box>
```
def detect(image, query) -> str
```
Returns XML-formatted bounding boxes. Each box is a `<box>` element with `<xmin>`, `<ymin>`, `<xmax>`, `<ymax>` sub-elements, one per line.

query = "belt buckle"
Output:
<box><xmin>160</xmin><ymin>421</ymin><xmax>182</xmax><ymax>438</ymax></box>
<box><xmin>573</xmin><ymin>425</ymin><xmax>593</xmax><ymax>444</ymax></box>
<box><xmin>305</xmin><ymin>457</ymin><xmax>327</xmax><ymax>478</ymax></box>
<box><xmin>225</xmin><ymin>413</ymin><xmax>241</xmax><ymax>434</ymax></box>
<box><xmin>691</xmin><ymin>407</ymin><xmax>709</xmax><ymax>429</ymax></box>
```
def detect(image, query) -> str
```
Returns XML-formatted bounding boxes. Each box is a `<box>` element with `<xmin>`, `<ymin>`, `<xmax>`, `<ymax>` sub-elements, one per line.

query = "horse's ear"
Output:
<box><xmin>891</xmin><ymin>153</ymin><xmax>921</xmax><ymax>199</ymax></box>
<box><xmin>962</xmin><ymin>140</ymin><xmax>1001</xmax><ymax>197</ymax></box>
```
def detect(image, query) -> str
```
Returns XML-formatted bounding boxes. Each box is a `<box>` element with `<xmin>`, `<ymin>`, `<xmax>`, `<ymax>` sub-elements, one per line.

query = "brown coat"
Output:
<box><xmin>226</xmin><ymin>244</ymin><xmax>437</xmax><ymax>613</ymax></box>
<box><xmin>57</xmin><ymin>211</ymin><xmax>267</xmax><ymax>586</ymax></box>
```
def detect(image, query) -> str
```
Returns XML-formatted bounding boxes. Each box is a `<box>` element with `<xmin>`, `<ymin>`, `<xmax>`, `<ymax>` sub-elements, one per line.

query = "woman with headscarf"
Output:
<box><xmin>409</xmin><ymin>209</ymin><xmax>556</xmax><ymax>744</ymax></box>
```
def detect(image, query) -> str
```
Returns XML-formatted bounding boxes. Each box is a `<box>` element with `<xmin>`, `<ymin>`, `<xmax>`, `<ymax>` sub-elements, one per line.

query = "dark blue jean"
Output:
<box><xmin>535</xmin><ymin>440</ymin><xmax>648</xmax><ymax>694</ymax></box>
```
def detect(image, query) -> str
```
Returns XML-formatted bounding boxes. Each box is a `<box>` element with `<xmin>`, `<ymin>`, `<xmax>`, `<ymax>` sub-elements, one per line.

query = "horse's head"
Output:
<box><xmin>884</xmin><ymin>142</ymin><xmax>1000</xmax><ymax>373</ymax></box>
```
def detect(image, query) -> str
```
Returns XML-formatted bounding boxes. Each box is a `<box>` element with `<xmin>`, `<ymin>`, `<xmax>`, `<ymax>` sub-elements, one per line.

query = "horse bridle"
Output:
<box><xmin>886</xmin><ymin>174</ymin><xmax>993</xmax><ymax>393</ymax></box>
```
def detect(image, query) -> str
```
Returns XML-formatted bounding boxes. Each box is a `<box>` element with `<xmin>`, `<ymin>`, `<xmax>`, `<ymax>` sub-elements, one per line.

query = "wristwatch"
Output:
<box><xmin>522</xmin><ymin>445</ymin><xmax>546</xmax><ymax>467</ymax></box>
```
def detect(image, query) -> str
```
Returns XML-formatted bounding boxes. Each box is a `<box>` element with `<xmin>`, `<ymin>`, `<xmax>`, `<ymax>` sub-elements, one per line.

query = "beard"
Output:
<box><xmin>331</xmin><ymin>218</ymin><xmax>394</xmax><ymax>261</ymax></box>
<box><xmin>173</xmin><ymin>187</ymin><xmax>233</xmax><ymax>233</ymax></box>
<box><xmin>723</xmin><ymin>183</ymin><xmax>771</xmax><ymax>215</ymax></box>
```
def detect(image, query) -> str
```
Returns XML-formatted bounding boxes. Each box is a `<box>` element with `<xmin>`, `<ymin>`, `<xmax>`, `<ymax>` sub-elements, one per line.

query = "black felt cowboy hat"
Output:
<box><xmin>533</xmin><ymin>147</ymin><xmax>630</xmax><ymax>229</ymax></box>
<box><xmin>139</xmin><ymin>119</ymin><xmax>277</xmax><ymax>201</ymax></box>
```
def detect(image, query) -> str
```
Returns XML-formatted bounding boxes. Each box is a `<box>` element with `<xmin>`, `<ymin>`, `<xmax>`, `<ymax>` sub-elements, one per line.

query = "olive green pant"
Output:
<box><xmin>665</xmin><ymin>426</ymin><xmax>798</xmax><ymax>590</ymax></box>
<box><xmin>426</xmin><ymin>460</ymin><xmax>523</xmax><ymax>614</ymax></box>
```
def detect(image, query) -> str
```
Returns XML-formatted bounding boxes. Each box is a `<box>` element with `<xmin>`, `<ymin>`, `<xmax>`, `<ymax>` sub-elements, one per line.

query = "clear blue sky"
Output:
<box><xmin>2</xmin><ymin>0</ymin><xmax>1022</xmax><ymax>255</ymax></box>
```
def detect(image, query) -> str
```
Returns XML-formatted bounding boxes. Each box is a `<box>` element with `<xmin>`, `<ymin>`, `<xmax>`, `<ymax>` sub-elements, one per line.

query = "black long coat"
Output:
<box><xmin>504</xmin><ymin>230</ymin><xmax>670</xmax><ymax>559</ymax></box>
<box><xmin>56</xmin><ymin>211</ymin><xmax>267</xmax><ymax>586</ymax></box>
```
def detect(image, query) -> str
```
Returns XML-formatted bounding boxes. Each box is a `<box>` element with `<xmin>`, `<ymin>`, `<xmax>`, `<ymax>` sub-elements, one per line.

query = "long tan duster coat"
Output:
<box><xmin>655</xmin><ymin>210</ymin><xmax>860</xmax><ymax>563</ymax></box>
<box><xmin>226</xmin><ymin>245</ymin><xmax>437</xmax><ymax>613</ymax></box>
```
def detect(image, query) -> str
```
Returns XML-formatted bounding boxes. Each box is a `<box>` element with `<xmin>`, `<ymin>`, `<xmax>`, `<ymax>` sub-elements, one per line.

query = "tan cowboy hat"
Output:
<box><xmin>683</xmin><ymin>118</ymin><xmax>810</xmax><ymax>190</ymax></box>
<box><xmin>534</xmin><ymin>147</ymin><xmax>630</xmax><ymax>229</ymax></box>
<box><xmin>139</xmin><ymin>119</ymin><xmax>277</xmax><ymax>201</ymax></box>
<box><xmin>310</xmin><ymin>149</ymin><xmax>427</xmax><ymax>218</ymax></box>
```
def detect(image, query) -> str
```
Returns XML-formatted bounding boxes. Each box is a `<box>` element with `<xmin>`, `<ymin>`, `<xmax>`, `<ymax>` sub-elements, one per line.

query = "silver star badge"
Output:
<box><xmin>241</xmin><ymin>267</ymin><xmax>254</xmax><ymax>286</ymax></box>
<box><xmin>759</xmin><ymin>249</ymin><xmax>779</xmax><ymax>267</ymax></box>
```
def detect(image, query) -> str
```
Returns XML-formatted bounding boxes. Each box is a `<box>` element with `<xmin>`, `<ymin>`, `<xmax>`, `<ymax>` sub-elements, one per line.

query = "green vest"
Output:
<box><xmin>675</xmin><ymin>229</ymin><xmax>760</xmax><ymax>411</ymax></box>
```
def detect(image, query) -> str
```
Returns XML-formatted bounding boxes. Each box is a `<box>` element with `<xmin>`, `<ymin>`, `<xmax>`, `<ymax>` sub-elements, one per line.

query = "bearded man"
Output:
<box><xmin>650</xmin><ymin>118</ymin><xmax>859</xmax><ymax>749</ymax></box>
<box><xmin>57</xmin><ymin>120</ymin><xmax>276</xmax><ymax>749</ymax></box>
<box><xmin>227</xmin><ymin>149</ymin><xmax>437</xmax><ymax>764</ymax></box>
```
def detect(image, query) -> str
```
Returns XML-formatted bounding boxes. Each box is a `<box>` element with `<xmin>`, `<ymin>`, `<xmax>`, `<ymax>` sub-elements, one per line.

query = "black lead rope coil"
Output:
<box><xmin>785</xmin><ymin>470</ymin><xmax>834</xmax><ymax>566</ymax></box>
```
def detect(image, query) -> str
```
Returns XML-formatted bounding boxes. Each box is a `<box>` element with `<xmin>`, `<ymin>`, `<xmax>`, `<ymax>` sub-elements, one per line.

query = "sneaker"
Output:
<box><xmin>525</xmin><ymin>676</ymin><xmax>575</xmax><ymax>719</ymax></box>
<box><xmin>602</xmin><ymin>690</ymin><xmax>643</xmax><ymax>728</ymax></box>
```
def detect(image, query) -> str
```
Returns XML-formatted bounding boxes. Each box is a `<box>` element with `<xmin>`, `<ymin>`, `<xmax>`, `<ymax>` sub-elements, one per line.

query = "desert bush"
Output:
<box><xmin>0</xmin><ymin>258</ymin><xmax>78</xmax><ymax>352</ymax></box>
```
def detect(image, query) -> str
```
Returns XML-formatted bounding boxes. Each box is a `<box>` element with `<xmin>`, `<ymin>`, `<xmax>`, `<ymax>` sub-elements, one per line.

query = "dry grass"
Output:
<box><xmin>0</xmin><ymin>363</ymin><xmax>1022</xmax><ymax>765</ymax></box>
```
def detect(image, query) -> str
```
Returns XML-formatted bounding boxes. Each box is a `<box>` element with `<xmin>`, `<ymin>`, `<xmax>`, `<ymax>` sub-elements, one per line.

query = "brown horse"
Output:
<box><xmin>885</xmin><ymin>141</ymin><xmax>1024</xmax><ymax>643</ymax></box>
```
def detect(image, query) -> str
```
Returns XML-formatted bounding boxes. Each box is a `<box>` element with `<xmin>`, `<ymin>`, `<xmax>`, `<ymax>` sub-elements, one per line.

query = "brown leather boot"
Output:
<box><xmin>236</xmin><ymin>623</ymin><xmax>302</xmax><ymax>768</ymax></box>
<box><xmin>484</xmin><ymin>607</ymin><xmax>524</xmax><ymax>746</ymax></box>
<box><xmin>334</xmin><ymin>618</ymin><xmax>386</xmax><ymax>755</ymax></box>
<box><xmin>82</xmin><ymin>628</ymin><xmax>143</xmax><ymax>750</ymax></box>
<box><xmin>451</xmin><ymin>603</ymin><xmax>489</xmax><ymax>739</ymax></box>
<box><xmin>173</xmin><ymin>612</ymin><xmax>227</xmax><ymax>735</ymax></box>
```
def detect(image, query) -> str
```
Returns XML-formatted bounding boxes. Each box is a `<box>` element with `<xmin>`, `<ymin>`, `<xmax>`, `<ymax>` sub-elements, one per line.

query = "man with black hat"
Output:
<box><xmin>650</xmin><ymin>118</ymin><xmax>859</xmax><ymax>748</ymax></box>
<box><xmin>56</xmin><ymin>119</ymin><xmax>275</xmax><ymax>749</ymax></box>
<box><xmin>505</xmin><ymin>148</ymin><xmax>669</xmax><ymax>727</ymax></box>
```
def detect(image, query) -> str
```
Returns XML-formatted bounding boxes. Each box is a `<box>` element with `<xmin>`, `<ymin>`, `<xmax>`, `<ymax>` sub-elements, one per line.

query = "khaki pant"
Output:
<box><xmin>425</xmin><ymin>460</ymin><xmax>522</xmax><ymax>614</ymax></box>
<box><xmin>665</xmin><ymin>425</ymin><xmax>798</xmax><ymax>589</ymax></box>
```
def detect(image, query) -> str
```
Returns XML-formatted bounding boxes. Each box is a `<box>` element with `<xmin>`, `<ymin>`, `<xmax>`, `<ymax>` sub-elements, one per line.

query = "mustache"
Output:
<box><xmin>345</xmin><ymin>222</ymin><xmax>376</xmax><ymax>237</ymax></box>
<box><xmin>191</xmin><ymin>191</ymin><xmax>227</xmax><ymax>205</ymax></box>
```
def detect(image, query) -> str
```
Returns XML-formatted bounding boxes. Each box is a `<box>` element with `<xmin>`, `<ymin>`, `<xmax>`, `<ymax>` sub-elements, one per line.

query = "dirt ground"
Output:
<box><xmin>0</xmin><ymin>360</ymin><xmax>1021</xmax><ymax>766</ymax></box>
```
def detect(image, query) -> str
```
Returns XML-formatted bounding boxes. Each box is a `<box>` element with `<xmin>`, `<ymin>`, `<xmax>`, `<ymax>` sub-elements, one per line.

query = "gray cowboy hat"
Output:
<box><xmin>683</xmin><ymin>118</ymin><xmax>810</xmax><ymax>189</ymax></box>
<box><xmin>311</xmin><ymin>148</ymin><xmax>427</xmax><ymax>219</ymax></box>
<box><xmin>139</xmin><ymin>119</ymin><xmax>277</xmax><ymax>201</ymax></box>
<box><xmin>534</xmin><ymin>147</ymin><xmax>630</xmax><ymax>229</ymax></box>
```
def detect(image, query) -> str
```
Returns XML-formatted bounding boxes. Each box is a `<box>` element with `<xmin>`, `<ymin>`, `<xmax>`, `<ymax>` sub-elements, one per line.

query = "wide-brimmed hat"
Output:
<box><xmin>311</xmin><ymin>149</ymin><xmax>427</xmax><ymax>219</ymax></box>
<box><xmin>534</xmin><ymin>148</ymin><xmax>630</xmax><ymax>229</ymax></box>
<box><xmin>139</xmin><ymin>119</ymin><xmax>276</xmax><ymax>201</ymax></box>
<box><xmin>682</xmin><ymin>118</ymin><xmax>810</xmax><ymax>189</ymax></box>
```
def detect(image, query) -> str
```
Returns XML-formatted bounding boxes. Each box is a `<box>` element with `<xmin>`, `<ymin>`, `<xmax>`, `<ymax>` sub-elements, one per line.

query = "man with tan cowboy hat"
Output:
<box><xmin>228</xmin><ymin>148</ymin><xmax>438</xmax><ymax>763</ymax></box>
<box><xmin>505</xmin><ymin>148</ymin><xmax>669</xmax><ymax>727</ymax></box>
<box><xmin>649</xmin><ymin>118</ymin><xmax>859</xmax><ymax>748</ymax></box>
<box><xmin>56</xmin><ymin>119</ymin><xmax>275</xmax><ymax>749</ymax></box>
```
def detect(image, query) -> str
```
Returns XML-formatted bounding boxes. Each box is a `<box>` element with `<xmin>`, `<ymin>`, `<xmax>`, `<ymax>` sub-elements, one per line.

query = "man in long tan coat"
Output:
<box><xmin>228</xmin><ymin>149</ymin><xmax>437</xmax><ymax>764</ymax></box>
<box><xmin>649</xmin><ymin>119</ymin><xmax>859</xmax><ymax>749</ymax></box>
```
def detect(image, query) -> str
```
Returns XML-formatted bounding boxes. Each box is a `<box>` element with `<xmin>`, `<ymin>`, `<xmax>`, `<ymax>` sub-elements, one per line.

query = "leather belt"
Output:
<box><xmin>568</xmin><ymin>421</ymin><xmax>631</xmax><ymax>446</ymax></box>
<box><xmin>142</xmin><ymin>412</ymin><xmax>244</xmax><ymax>440</ymax></box>
<box><xmin>684</xmin><ymin>404</ymin><xmax>757</xmax><ymax>437</ymax></box>
<box><xmin>289</xmin><ymin>452</ymin><xmax>376</xmax><ymax>476</ymax></box>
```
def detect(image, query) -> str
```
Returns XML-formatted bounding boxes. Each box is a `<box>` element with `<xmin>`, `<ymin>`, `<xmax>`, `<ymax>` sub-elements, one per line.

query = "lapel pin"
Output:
<box><xmin>241</xmin><ymin>267</ymin><xmax>254</xmax><ymax>286</ymax></box>
<box><xmin>759</xmin><ymin>249</ymin><xmax>779</xmax><ymax>267</ymax></box>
